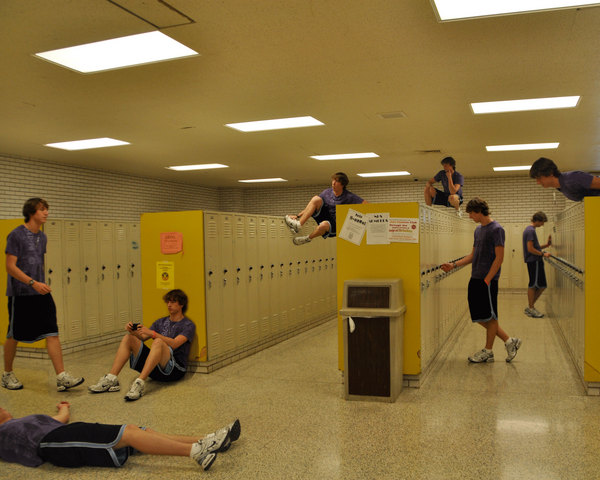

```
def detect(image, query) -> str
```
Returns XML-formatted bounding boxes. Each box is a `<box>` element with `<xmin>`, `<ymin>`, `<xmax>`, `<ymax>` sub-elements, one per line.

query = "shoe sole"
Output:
<box><xmin>218</xmin><ymin>419</ymin><xmax>241</xmax><ymax>452</ymax></box>
<box><xmin>57</xmin><ymin>378</ymin><xmax>85</xmax><ymax>392</ymax></box>
<box><xmin>468</xmin><ymin>358</ymin><xmax>494</xmax><ymax>363</ymax></box>
<box><xmin>1</xmin><ymin>383</ymin><xmax>23</xmax><ymax>390</ymax></box>
<box><xmin>201</xmin><ymin>452</ymin><xmax>217</xmax><ymax>471</ymax></box>
<box><xmin>89</xmin><ymin>386</ymin><xmax>121</xmax><ymax>393</ymax></box>
<box><xmin>124</xmin><ymin>394</ymin><xmax>143</xmax><ymax>401</ymax></box>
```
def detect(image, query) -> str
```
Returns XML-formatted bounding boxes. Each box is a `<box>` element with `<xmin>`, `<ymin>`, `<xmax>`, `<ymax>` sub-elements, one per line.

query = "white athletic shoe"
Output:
<box><xmin>505</xmin><ymin>338</ymin><xmax>522</xmax><ymax>362</ymax></box>
<box><xmin>1</xmin><ymin>371</ymin><xmax>23</xmax><ymax>390</ymax></box>
<box><xmin>203</xmin><ymin>419</ymin><xmax>241</xmax><ymax>453</ymax></box>
<box><xmin>190</xmin><ymin>442</ymin><xmax>217</xmax><ymax>471</ymax></box>
<box><xmin>56</xmin><ymin>372</ymin><xmax>84</xmax><ymax>392</ymax></box>
<box><xmin>284</xmin><ymin>215</ymin><xmax>301</xmax><ymax>233</ymax></box>
<box><xmin>88</xmin><ymin>374</ymin><xmax>120</xmax><ymax>393</ymax></box>
<box><xmin>293</xmin><ymin>235</ymin><xmax>311</xmax><ymax>246</ymax></box>
<box><xmin>529</xmin><ymin>308</ymin><xmax>544</xmax><ymax>318</ymax></box>
<box><xmin>124</xmin><ymin>378</ymin><xmax>145</xmax><ymax>401</ymax></box>
<box><xmin>468</xmin><ymin>349</ymin><xmax>494</xmax><ymax>363</ymax></box>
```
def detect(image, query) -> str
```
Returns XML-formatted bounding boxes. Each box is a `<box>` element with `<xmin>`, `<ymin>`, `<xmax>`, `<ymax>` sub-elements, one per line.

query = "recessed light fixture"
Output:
<box><xmin>486</xmin><ymin>143</ymin><xmax>559</xmax><ymax>152</ymax></box>
<box><xmin>357</xmin><ymin>171</ymin><xmax>411</xmax><ymax>178</ymax></box>
<box><xmin>431</xmin><ymin>0</ymin><xmax>600</xmax><ymax>21</ymax></box>
<box><xmin>471</xmin><ymin>96</ymin><xmax>580</xmax><ymax>114</ymax></box>
<box><xmin>225</xmin><ymin>116</ymin><xmax>324</xmax><ymax>132</ymax></box>
<box><xmin>493</xmin><ymin>166</ymin><xmax>532</xmax><ymax>172</ymax></box>
<box><xmin>311</xmin><ymin>152</ymin><xmax>379</xmax><ymax>161</ymax></box>
<box><xmin>166</xmin><ymin>164</ymin><xmax>229</xmax><ymax>171</ymax></box>
<box><xmin>45</xmin><ymin>137</ymin><xmax>129</xmax><ymax>150</ymax></box>
<box><xmin>238</xmin><ymin>178</ymin><xmax>288</xmax><ymax>183</ymax></box>
<box><xmin>34</xmin><ymin>31</ymin><xmax>199</xmax><ymax>73</ymax></box>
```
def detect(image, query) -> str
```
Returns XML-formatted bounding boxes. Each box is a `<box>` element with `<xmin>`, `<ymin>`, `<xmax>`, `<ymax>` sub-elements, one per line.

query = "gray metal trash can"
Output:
<box><xmin>340</xmin><ymin>278</ymin><xmax>406</xmax><ymax>403</ymax></box>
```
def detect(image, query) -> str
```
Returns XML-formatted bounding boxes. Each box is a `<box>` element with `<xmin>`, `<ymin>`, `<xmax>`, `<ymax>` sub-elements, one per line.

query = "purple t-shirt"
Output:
<box><xmin>523</xmin><ymin>225</ymin><xmax>542</xmax><ymax>263</ymax></box>
<box><xmin>318</xmin><ymin>188</ymin><xmax>364</xmax><ymax>223</ymax></box>
<box><xmin>0</xmin><ymin>415</ymin><xmax>63</xmax><ymax>467</ymax></box>
<box><xmin>150</xmin><ymin>316</ymin><xmax>196</xmax><ymax>368</ymax></box>
<box><xmin>471</xmin><ymin>221</ymin><xmax>505</xmax><ymax>280</ymax></box>
<box><xmin>5</xmin><ymin>225</ymin><xmax>47</xmax><ymax>296</ymax></box>
<box><xmin>433</xmin><ymin>170</ymin><xmax>464</xmax><ymax>198</ymax></box>
<box><xmin>558</xmin><ymin>171</ymin><xmax>600</xmax><ymax>202</ymax></box>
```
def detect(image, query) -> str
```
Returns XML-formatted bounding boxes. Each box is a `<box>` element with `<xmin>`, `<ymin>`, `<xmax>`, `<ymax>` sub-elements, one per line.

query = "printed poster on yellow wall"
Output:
<box><xmin>156</xmin><ymin>261</ymin><xmax>175</xmax><ymax>289</ymax></box>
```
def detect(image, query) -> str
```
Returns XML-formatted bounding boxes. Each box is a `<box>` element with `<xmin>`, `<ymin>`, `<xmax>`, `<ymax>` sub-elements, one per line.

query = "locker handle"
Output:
<box><xmin>209</xmin><ymin>271</ymin><xmax>213</xmax><ymax>276</ymax></box>
<box><xmin>67</xmin><ymin>268</ymin><xmax>72</xmax><ymax>273</ymax></box>
<box><xmin>223</xmin><ymin>269</ymin><xmax>228</xmax><ymax>274</ymax></box>
<box><xmin>236</xmin><ymin>268</ymin><xmax>241</xmax><ymax>272</ymax></box>
<box><xmin>85</xmin><ymin>266</ymin><xmax>89</xmax><ymax>272</ymax></box>
<box><xmin>48</xmin><ymin>269</ymin><xmax>53</xmax><ymax>274</ymax></box>
<box><xmin>249</xmin><ymin>266</ymin><xmax>253</xmax><ymax>271</ymax></box>
<box><xmin>117</xmin><ymin>264</ymin><xmax>121</xmax><ymax>269</ymax></box>
<box><xmin>102</xmin><ymin>265</ymin><xmax>106</xmax><ymax>270</ymax></box>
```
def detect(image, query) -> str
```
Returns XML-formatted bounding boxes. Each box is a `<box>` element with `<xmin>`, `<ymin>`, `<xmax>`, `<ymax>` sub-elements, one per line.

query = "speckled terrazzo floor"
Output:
<box><xmin>1</xmin><ymin>292</ymin><xmax>599</xmax><ymax>479</ymax></box>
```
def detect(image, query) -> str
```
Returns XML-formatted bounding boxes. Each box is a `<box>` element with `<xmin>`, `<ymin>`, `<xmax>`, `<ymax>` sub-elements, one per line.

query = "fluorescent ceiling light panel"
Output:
<box><xmin>431</xmin><ymin>0</ymin><xmax>600</xmax><ymax>21</ymax></box>
<box><xmin>238</xmin><ymin>178</ymin><xmax>287</xmax><ymax>183</ymax></box>
<box><xmin>311</xmin><ymin>152</ymin><xmax>379</xmax><ymax>161</ymax></box>
<box><xmin>34</xmin><ymin>31</ymin><xmax>198</xmax><ymax>73</ymax></box>
<box><xmin>471</xmin><ymin>96</ymin><xmax>580</xmax><ymax>114</ymax></box>
<box><xmin>493</xmin><ymin>166</ymin><xmax>532</xmax><ymax>171</ymax></box>
<box><xmin>486</xmin><ymin>142</ymin><xmax>559</xmax><ymax>152</ymax></box>
<box><xmin>357</xmin><ymin>171</ymin><xmax>411</xmax><ymax>177</ymax></box>
<box><xmin>166</xmin><ymin>164</ymin><xmax>228</xmax><ymax>171</ymax></box>
<box><xmin>226</xmin><ymin>116</ymin><xmax>323</xmax><ymax>132</ymax></box>
<box><xmin>45</xmin><ymin>137</ymin><xmax>129</xmax><ymax>150</ymax></box>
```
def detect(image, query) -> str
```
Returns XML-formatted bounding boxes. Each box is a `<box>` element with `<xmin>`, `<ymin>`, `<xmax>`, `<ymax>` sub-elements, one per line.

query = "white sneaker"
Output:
<box><xmin>199</xmin><ymin>426</ymin><xmax>230</xmax><ymax>454</ymax></box>
<box><xmin>203</xmin><ymin>419</ymin><xmax>241</xmax><ymax>453</ymax></box>
<box><xmin>468</xmin><ymin>349</ymin><xmax>494</xmax><ymax>363</ymax></box>
<box><xmin>529</xmin><ymin>308</ymin><xmax>544</xmax><ymax>318</ymax></box>
<box><xmin>56</xmin><ymin>372</ymin><xmax>84</xmax><ymax>392</ymax></box>
<box><xmin>190</xmin><ymin>443</ymin><xmax>217</xmax><ymax>471</ymax></box>
<box><xmin>1</xmin><ymin>371</ymin><xmax>23</xmax><ymax>390</ymax></box>
<box><xmin>284</xmin><ymin>215</ymin><xmax>301</xmax><ymax>233</ymax></box>
<box><xmin>524</xmin><ymin>307</ymin><xmax>533</xmax><ymax>316</ymax></box>
<box><xmin>88</xmin><ymin>374</ymin><xmax>120</xmax><ymax>393</ymax></box>
<box><xmin>293</xmin><ymin>235</ymin><xmax>311</xmax><ymax>246</ymax></box>
<box><xmin>505</xmin><ymin>338</ymin><xmax>522</xmax><ymax>362</ymax></box>
<box><xmin>124</xmin><ymin>378</ymin><xmax>145</xmax><ymax>401</ymax></box>
<box><xmin>456</xmin><ymin>209</ymin><xmax>463</xmax><ymax>218</ymax></box>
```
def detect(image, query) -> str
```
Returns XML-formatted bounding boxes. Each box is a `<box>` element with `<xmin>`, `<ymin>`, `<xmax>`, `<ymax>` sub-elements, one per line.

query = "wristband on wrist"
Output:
<box><xmin>152</xmin><ymin>330</ymin><xmax>157</xmax><ymax>339</ymax></box>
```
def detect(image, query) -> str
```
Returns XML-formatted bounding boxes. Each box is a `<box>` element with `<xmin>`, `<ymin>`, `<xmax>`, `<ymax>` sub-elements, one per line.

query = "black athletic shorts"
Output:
<box><xmin>7</xmin><ymin>294</ymin><xmax>59</xmax><ymax>342</ymax></box>
<box><xmin>130</xmin><ymin>343</ymin><xmax>186</xmax><ymax>382</ymax></box>
<box><xmin>432</xmin><ymin>188</ymin><xmax>463</xmax><ymax>207</ymax></box>
<box><xmin>38</xmin><ymin>422</ymin><xmax>129</xmax><ymax>468</ymax></box>
<box><xmin>468</xmin><ymin>278</ymin><xmax>498</xmax><ymax>323</ymax></box>
<box><xmin>527</xmin><ymin>261</ymin><xmax>547</xmax><ymax>289</ymax></box>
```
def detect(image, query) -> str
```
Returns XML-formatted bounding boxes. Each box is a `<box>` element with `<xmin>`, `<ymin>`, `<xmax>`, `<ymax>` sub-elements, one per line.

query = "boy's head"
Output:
<box><xmin>22</xmin><ymin>198</ymin><xmax>49</xmax><ymax>222</ymax></box>
<box><xmin>331</xmin><ymin>172</ymin><xmax>349</xmax><ymax>189</ymax></box>
<box><xmin>441</xmin><ymin>156</ymin><xmax>456</xmax><ymax>170</ymax></box>
<box><xmin>465</xmin><ymin>197</ymin><xmax>490</xmax><ymax>217</ymax></box>
<box><xmin>163</xmin><ymin>289</ymin><xmax>188</xmax><ymax>314</ymax></box>
<box><xmin>532</xmin><ymin>211</ymin><xmax>548</xmax><ymax>224</ymax></box>
<box><xmin>529</xmin><ymin>157</ymin><xmax>560</xmax><ymax>179</ymax></box>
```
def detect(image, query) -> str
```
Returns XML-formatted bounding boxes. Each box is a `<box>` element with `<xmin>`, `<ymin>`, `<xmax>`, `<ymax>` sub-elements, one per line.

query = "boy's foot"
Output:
<box><xmin>190</xmin><ymin>443</ymin><xmax>217</xmax><ymax>471</ymax></box>
<box><xmin>468</xmin><ymin>349</ymin><xmax>494</xmax><ymax>363</ymax></box>
<box><xmin>199</xmin><ymin>425</ymin><xmax>231</xmax><ymax>454</ymax></box>
<box><xmin>124</xmin><ymin>378</ymin><xmax>145</xmax><ymax>401</ymax></box>
<box><xmin>204</xmin><ymin>419</ymin><xmax>241</xmax><ymax>452</ymax></box>
<box><xmin>1</xmin><ymin>371</ymin><xmax>23</xmax><ymax>390</ymax></box>
<box><xmin>293</xmin><ymin>235</ymin><xmax>311</xmax><ymax>245</ymax></box>
<box><xmin>57</xmin><ymin>372</ymin><xmax>84</xmax><ymax>392</ymax></box>
<box><xmin>524</xmin><ymin>307</ymin><xmax>533</xmax><ymax>316</ymax></box>
<box><xmin>505</xmin><ymin>337</ymin><xmax>522</xmax><ymax>362</ymax></box>
<box><xmin>529</xmin><ymin>308</ymin><xmax>544</xmax><ymax>318</ymax></box>
<box><xmin>456</xmin><ymin>209</ymin><xmax>463</xmax><ymax>218</ymax></box>
<box><xmin>88</xmin><ymin>374</ymin><xmax>120</xmax><ymax>393</ymax></box>
<box><xmin>284</xmin><ymin>215</ymin><xmax>301</xmax><ymax>233</ymax></box>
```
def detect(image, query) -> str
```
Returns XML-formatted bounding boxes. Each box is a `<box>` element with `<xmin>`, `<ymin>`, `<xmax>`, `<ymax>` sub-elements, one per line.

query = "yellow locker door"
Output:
<box><xmin>204</xmin><ymin>212</ymin><xmax>223</xmax><ymax>360</ymax></box>
<box><xmin>233</xmin><ymin>215</ymin><xmax>248</xmax><ymax>349</ymax></box>
<box><xmin>257</xmin><ymin>216</ymin><xmax>271</xmax><ymax>339</ymax></box>
<box><xmin>268</xmin><ymin>218</ymin><xmax>280</xmax><ymax>335</ymax></box>
<box><xmin>63</xmin><ymin>221</ymin><xmax>83</xmax><ymax>341</ymax></box>
<box><xmin>114</xmin><ymin>223</ymin><xmax>131</xmax><ymax>328</ymax></box>
<box><xmin>81</xmin><ymin>221</ymin><xmax>100</xmax><ymax>337</ymax></box>
<box><xmin>219</xmin><ymin>213</ymin><xmax>236</xmax><ymax>354</ymax></box>
<box><xmin>127</xmin><ymin>222</ymin><xmax>142</xmax><ymax>324</ymax></box>
<box><xmin>44</xmin><ymin>220</ymin><xmax>66</xmax><ymax>340</ymax></box>
<box><xmin>99</xmin><ymin>222</ymin><xmax>116</xmax><ymax>334</ymax></box>
<box><xmin>245</xmin><ymin>215</ymin><xmax>260</xmax><ymax>345</ymax></box>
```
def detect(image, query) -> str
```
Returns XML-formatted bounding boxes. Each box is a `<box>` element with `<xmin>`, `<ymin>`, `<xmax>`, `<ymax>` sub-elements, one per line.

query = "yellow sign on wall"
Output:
<box><xmin>156</xmin><ymin>261</ymin><xmax>175</xmax><ymax>290</ymax></box>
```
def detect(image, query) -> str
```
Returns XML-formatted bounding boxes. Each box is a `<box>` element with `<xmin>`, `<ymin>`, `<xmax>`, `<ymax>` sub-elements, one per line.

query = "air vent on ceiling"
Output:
<box><xmin>414</xmin><ymin>149</ymin><xmax>442</xmax><ymax>154</ymax></box>
<box><xmin>377</xmin><ymin>111</ymin><xmax>407</xmax><ymax>119</ymax></box>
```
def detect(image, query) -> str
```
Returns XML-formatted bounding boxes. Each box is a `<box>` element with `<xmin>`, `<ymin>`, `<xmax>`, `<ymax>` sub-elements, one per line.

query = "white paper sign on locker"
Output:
<box><xmin>338</xmin><ymin>208</ymin><xmax>366</xmax><ymax>246</ymax></box>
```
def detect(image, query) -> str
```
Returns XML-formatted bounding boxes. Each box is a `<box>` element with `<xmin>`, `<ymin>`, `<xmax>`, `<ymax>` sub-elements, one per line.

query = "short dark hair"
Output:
<box><xmin>331</xmin><ymin>172</ymin><xmax>349</xmax><ymax>188</ymax></box>
<box><xmin>465</xmin><ymin>197</ymin><xmax>490</xmax><ymax>216</ymax></box>
<box><xmin>530</xmin><ymin>157</ymin><xmax>560</xmax><ymax>178</ymax></box>
<box><xmin>163</xmin><ymin>289</ymin><xmax>188</xmax><ymax>314</ymax></box>
<box><xmin>441</xmin><ymin>156</ymin><xmax>456</xmax><ymax>169</ymax></box>
<box><xmin>532</xmin><ymin>211</ymin><xmax>548</xmax><ymax>223</ymax></box>
<box><xmin>22</xmin><ymin>198</ymin><xmax>49</xmax><ymax>222</ymax></box>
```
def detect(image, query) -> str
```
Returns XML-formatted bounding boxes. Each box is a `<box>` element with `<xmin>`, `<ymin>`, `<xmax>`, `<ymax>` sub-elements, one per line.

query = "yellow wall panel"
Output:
<box><xmin>140</xmin><ymin>211</ymin><xmax>207</xmax><ymax>362</ymax></box>
<box><xmin>336</xmin><ymin>202</ymin><xmax>421</xmax><ymax>374</ymax></box>
<box><xmin>584</xmin><ymin>197</ymin><xmax>600</xmax><ymax>382</ymax></box>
